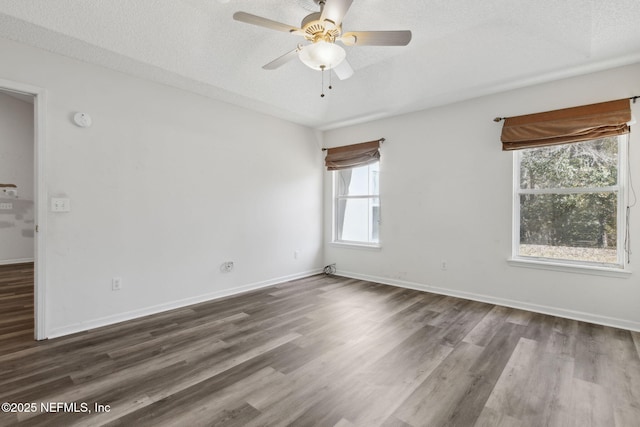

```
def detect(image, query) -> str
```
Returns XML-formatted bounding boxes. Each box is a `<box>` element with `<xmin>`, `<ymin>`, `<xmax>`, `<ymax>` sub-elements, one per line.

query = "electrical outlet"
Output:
<box><xmin>51</xmin><ymin>198</ymin><xmax>71</xmax><ymax>212</ymax></box>
<box><xmin>441</xmin><ymin>261</ymin><xmax>447</xmax><ymax>271</ymax></box>
<box><xmin>221</xmin><ymin>261</ymin><xmax>234</xmax><ymax>273</ymax></box>
<box><xmin>0</xmin><ymin>202</ymin><xmax>12</xmax><ymax>210</ymax></box>
<box><xmin>112</xmin><ymin>277</ymin><xmax>122</xmax><ymax>291</ymax></box>
<box><xmin>294</xmin><ymin>250</ymin><xmax>299</xmax><ymax>260</ymax></box>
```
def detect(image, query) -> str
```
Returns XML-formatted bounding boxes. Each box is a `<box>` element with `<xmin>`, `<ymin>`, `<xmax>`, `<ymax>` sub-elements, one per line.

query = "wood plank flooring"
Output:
<box><xmin>0</xmin><ymin>263</ymin><xmax>34</xmax><ymax>354</ymax></box>
<box><xmin>1</xmin><ymin>271</ymin><xmax>639</xmax><ymax>426</ymax></box>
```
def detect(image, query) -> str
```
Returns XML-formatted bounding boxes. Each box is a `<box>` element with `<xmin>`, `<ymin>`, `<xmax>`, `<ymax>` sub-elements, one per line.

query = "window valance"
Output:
<box><xmin>501</xmin><ymin>99</ymin><xmax>631</xmax><ymax>151</ymax></box>
<box><xmin>324</xmin><ymin>138</ymin><xmax>383</xmax><ymax>170</ymax></box>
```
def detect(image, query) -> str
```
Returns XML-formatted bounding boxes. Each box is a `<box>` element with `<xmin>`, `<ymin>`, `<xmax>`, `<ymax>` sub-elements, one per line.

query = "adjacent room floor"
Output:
<box><xmin>0</xmin><ymin>262</ymin><xmax>34</xmax><ymax>356</ymax></box>
<box><xmin>1</xmin><ymin>272</ymin><xmax>639</xmax><ymax>426</ymax></box>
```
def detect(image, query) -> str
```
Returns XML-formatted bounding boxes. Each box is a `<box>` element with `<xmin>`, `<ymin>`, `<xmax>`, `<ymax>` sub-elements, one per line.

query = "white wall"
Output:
<box><xmin>324</xmin><ymin>63</ymin><xmax>640</xmax><ymax>331</ymax></box>
<box><xmin>0</xmin><ymin>37</ymin><xmax>324</xmax><ymax>338</ymax></box>
<box><xmin>2</xmin><ymin>34</ymin><xmax>638</xmax><ymax>337</ymax></box>
<box><xmin>0</xmin><ymin>91</ymin><xmax>34</xmax><ymax>263</ymax></box>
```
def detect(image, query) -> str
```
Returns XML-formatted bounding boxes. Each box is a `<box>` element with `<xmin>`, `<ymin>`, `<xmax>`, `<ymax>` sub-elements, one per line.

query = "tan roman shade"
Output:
<box><xmin>501</xmin><ymin>99</ymin><xmax>631</xmax><ymax>151</ymax></box>
<box><xmin>324</xmin><ymin>139</ymin><xmax>383</xmax><ymax>170</ymax></box>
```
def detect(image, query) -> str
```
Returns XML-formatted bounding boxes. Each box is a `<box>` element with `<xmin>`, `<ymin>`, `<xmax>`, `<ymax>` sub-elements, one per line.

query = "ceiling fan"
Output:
<box><xmin>233</xmin><ymin>0</ymin><xmax>412</xmax><ymax>81</ymax></box>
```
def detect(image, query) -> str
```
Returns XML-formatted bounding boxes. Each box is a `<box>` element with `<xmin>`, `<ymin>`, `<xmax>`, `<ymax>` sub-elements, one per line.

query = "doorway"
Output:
<box><xmin>0</xmin><ymin>79</ymin><xmax>47</xmax><ymax>341</ymax></box>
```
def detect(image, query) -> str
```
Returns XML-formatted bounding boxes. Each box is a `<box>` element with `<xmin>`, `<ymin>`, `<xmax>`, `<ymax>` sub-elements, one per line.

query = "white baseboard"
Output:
<box><xmin>0</xmin><ymin>258</ymin><xmax>34</xmax><ymax>266</ymax></box>
<box><xmin>47</xmin><ymin>268</ymin><xmax>323</xmax><ymax>339</ymax></box>
<box><xmin>336</xmin><ymin>270</ymin><xmax>640</xmax><ymax>333</ymax></box>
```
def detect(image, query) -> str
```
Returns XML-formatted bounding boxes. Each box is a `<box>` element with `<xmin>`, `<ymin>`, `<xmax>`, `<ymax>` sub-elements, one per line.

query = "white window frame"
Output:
<box><xmin>331</xmin><ymin>163</ymin><xmax>381</xmax><ymax>249</ymax></box>
<box><xmin>510</xmin><ymin>134</ymin><xmax>630</xmax><ymax>276</ymax></box>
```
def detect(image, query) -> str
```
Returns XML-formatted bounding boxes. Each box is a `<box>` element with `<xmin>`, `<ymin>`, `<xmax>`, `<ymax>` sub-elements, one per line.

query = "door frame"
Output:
<box><xmin>0</xmin><ymin>78</ymin><xmax>47</xmax><ymax>340</ymax></box>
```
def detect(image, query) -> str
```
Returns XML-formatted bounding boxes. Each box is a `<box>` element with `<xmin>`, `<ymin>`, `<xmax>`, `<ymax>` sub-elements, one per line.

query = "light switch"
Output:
<box><xmin>0</xmin><ymin>202</ymin><xmax>12</xmax><ymax>210</ymax></box>
<box><xmin>51</xmin><ymin>198</ymin><xmax>71</xmax><ymax>212</ymax></box>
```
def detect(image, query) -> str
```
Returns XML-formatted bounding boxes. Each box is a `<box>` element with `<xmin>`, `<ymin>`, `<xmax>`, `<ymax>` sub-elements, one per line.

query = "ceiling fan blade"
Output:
<box><xmin>333</xmin><ymin>59</ymin><xmax>354</xmax><ymax>80</ymax></box>
<box><xmin>340</xmin><ymin>30</ymin><xmax>412</xmax><ymax>46</ymax></box>
<box><xmin>262</xmin><ymin>48</ymin><xmax>301</xmax><ymax>70</ymax></box>
<box><xmin>320</xmin><ymin>0</ymin><xmax>354</xmax><ymax>27</ymax></box>
<box><xmin>233</xmin><ymin>11</ymin><xmax>302</xmax><ymax>34</ymax></box>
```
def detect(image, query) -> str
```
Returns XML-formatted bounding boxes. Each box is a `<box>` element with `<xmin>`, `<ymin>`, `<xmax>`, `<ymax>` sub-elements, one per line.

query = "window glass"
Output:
<box><xmin>514</xmin><ymin>135</ymin><xmax>625</xmax><ymax>267</ymax></box>
<box><xmin>519</xmin><ymin>193</ymin><xmax>617</xmax><ymax>263</ymax></box>
<box><xmin>334</xmin><ymin>162</ymin><xmax>380</xmax><ymax>245</ymax></box>
<box><xmin>520</xmin><ymin>138</ymin><xmax>618</xmax><ymax>189</ymax></box>
<box><xmin>336</xmin><ymin>162</ymin><xmax>379</xmax><ymax>196</ymax></box>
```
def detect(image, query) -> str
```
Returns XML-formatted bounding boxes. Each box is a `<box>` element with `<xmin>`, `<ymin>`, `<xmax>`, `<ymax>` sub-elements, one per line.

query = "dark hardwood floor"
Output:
<box><xmin>1</xmin><ymin>270</ymin><xmax>639</xmax><ymax>426</ymax></box>
<box><xmin>0</xmin><ymin>263</ymin><xmax>34</xmax><ymax>355</ymax></box>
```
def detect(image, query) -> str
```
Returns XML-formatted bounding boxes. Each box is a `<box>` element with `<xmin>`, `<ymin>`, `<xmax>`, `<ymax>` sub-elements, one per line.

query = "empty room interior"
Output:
<box><xmin>1</xmin><ymin>1</ymin><xmax>640</xmax><ymax>426</ymax></box>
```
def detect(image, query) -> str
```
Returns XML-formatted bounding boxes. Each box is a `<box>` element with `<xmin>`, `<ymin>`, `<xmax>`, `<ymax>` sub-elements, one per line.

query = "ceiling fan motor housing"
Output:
<box><xmin>301</xmin><ymin>12</ymin><xmax>341</xmax><ymax>43</ymax></box>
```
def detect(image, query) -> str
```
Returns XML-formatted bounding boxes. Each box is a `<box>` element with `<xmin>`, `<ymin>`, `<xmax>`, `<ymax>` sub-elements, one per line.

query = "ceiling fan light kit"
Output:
<box><xmin>233</xmin><ymin>0</ymin><xmax>411</xmax><ymax>96</ymax></box>
<box><xmin>298</xmin><ymin>41</ymin><xmax>346</xmax><ymax>70</ymax></box>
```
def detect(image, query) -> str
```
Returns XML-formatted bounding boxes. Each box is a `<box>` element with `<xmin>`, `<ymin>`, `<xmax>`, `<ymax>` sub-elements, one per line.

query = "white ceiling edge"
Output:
<box><xmin>0</xmin><ymin>13</ymin><xmax>321</xmax><ymax>127</ymax></box>
<box><xmin>318</xmin><ymin>52</ymin><xmax>640</xmax><ymax>131</ymax></box>
<box><xmin>2</xmin><ymin>12</ymin><xmax>639</xmax><ymax>131</ymax></box>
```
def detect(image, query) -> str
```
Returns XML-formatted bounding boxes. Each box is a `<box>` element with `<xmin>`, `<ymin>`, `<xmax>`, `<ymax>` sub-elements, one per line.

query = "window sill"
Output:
<box><xmin>507</xmin><ymin>257</ymin><xmax>631</xmax><ymax>278</ymax></box>
<box><xmin>329</xmin><ymin>242</ymin><xmax>382</xmax><ymax>251</ymax></box>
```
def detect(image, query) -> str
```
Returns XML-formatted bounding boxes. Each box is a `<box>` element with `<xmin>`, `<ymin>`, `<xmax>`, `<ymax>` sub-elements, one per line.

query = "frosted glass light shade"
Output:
<box><xmin>299</xmin><ymin>41</ymin><xmax>346</xmax><ymax>70</ymax></box>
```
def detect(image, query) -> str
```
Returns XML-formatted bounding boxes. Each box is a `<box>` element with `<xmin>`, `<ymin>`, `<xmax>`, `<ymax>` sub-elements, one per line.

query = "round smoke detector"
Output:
<box><xmin>73</xmin><ymin>112</ymin><xmax>92</xmax><ymax>128</ymax></box>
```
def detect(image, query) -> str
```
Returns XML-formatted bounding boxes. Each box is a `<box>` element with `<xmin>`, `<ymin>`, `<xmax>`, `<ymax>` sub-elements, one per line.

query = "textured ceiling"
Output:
<box><xmin>0</xmin><ymin>0</ymin><xmax>639</xmax><ymax>129</ymax></box>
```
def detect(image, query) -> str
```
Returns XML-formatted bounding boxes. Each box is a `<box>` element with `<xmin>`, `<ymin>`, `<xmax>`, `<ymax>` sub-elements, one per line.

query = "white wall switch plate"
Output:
<box><xmin>0</xmin><ymin>202</ymin><xmax>12</xmax><ymax>210</ymax></box>
<box><xmin>51</xmin><ymin>198</ymin><xmax>71</xmax><ymax>212</ymax></box>
<box><xmin>112</xmin><ymin>277</ymin><xmax>122</xmax><ymax>291</ymax></box>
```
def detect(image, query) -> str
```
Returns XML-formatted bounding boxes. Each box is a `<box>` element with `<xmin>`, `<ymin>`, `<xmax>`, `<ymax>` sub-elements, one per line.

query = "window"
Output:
<box><xmin>513</xmin><ymin>135</ymin><xmax>627</xmax><ymax>268</ymax></box>
<box><xmin>333</xmin><ymin>162</ymin><xmax>380</xmax><ymax>246</ymax></box>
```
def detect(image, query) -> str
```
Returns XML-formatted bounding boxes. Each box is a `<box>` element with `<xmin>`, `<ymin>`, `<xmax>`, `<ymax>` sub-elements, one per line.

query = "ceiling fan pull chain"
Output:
<box><xmin>320</xmin><ymin>65</ymin><xmax>325</xmax><ymax>97</ymax></box>
<box><xmin>328</xmin><ymin>66</ymin><xmax>333</xmax><ymax>90</ymax></box>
